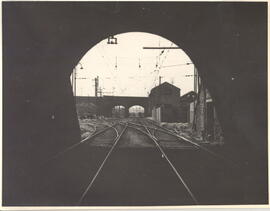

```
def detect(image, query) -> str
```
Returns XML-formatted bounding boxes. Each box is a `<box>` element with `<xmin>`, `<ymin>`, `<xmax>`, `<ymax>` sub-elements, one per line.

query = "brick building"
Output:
<box><xmin>178</xmin><ymin>91</ymin><xmax>197</xmax><ymax>123</ymax></box>
<box><xmin>149</xmin><ymin>82</ymin><xmax>181</xmax><ymax>122</ymax></box>
<box><xmin>149</xmin><ymin>81</ymin><xmax>223</xmax><ymax>144</ymax></box>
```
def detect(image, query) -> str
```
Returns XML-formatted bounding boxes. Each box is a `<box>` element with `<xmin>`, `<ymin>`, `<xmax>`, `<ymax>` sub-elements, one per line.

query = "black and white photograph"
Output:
<box><xmin>2</xmin><ymin>1</ymin><xmax>269</xmax><ymax>208</ymax></box>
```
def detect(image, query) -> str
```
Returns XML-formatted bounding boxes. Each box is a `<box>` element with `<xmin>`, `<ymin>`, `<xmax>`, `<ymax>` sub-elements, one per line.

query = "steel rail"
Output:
<box><xmin>78</xmin><ymin>124</ymin><xmax>128</xmax><ymax>205</ymax></box>
<box><xmin>140</xmin><ymin>122</ymin><xmax>199</xmax><ymax>204</ymax></box>
<box><xmin>129</xmin><ymin>120</ymin><xmax>199</xmax><ymax>149</ymax></box>
<box><xmin>42</xmin><ymin>123</ymin><xmax>119</xmax><ymax>165</ymax></box>
<box><xmin>124</xmin><ymin>122</ymin><xmax>198</xmax><ymax>204</ymax></box>
<box><xmin>80</xmin><ymin>123</ymin><xmax>97</xmax><ymax>140</ymax></box>
<box><xmin>139</xmin><ymin>120</ymin><xmax>238</xmax><ymax>167</ymax></box>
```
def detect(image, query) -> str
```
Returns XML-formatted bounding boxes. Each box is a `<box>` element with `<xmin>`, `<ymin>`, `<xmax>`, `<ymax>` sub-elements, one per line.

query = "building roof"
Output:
<box><xmin>179</xmin><ymin>91</ymin><xmax>197</xmax><ymax>103</ymax></box>
<box><xmin>150</xmin><ymin>82</ymin><xmax>180</xmax><ymax>94</ymax></box>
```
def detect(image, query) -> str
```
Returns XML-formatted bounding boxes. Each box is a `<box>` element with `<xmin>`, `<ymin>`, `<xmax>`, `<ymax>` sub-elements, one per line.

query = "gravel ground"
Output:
<box><xmin>79</xmin><ymin>118</ymin><xmax>118</xmax><ymax>139</ymax></box>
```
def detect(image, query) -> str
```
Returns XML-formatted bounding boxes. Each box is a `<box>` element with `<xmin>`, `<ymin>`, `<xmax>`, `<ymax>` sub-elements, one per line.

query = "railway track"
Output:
<box><xmin>78</xmin><ymin>123</ymin><xmax>128</xmax><ymax>204</ymax></box>
<box><xmin>124</xmin><ymin>121</ymin><xmax>199</xmax><ymax>204</ymax></box>
<box><xmin>29</xmin><ymin>118</ymin><xmax>240</xmax><ymax>206</ymax></box>
<box><xmin>42</xmin><ymin>121</ymin><xmax>122</xmax><ymax>165</ymax></box>
<box><xmin>77</xmin><ymin>120</ymin><xmax>199</xmax><ymax>205</ymax></box>
<box><xmin>128</xmin><ymin>119</ymin><xmax>237</xmax><ymax>166</ymax></box>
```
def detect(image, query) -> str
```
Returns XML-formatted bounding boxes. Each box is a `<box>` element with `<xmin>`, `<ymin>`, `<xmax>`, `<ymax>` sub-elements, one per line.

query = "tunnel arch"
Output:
<box><xmin>68</xmin><ymin>20</ymin><xmax>261</xmax><ymax>154</ymax></box>
<box><xmin>128</xmin><ymin>105</ymin><xmax>145</xmax><ymax>117</ymax></box>
<box><xmin>112</xmin><ymin>105</ymin><xmax>126</xmax><ymax>118</ymax></box>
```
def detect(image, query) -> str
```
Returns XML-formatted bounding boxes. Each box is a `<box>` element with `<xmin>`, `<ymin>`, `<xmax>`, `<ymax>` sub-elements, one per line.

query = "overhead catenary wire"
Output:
<box><xmin>78</xmin><ymin>38</ymin><xmax>193</xmax><ymax>97</ymax></box>
<box><xmin>161</xmin><ymin>62</ymin><xmax>193</xmax><ymax>68</ymax></box>
<box><xmin>148</xmin><ymin>42</ymin><xmax>174</xmax><ymax>89</ymax></box>
<box><xmin>96</xmin><ymin>45</ymin><xmax>120</xmax><ymax>94</ymax></box>
<box><xmin>158</xmin><ymin>42</ymin><xmax>173</xmax><ymax>70</ymax></box>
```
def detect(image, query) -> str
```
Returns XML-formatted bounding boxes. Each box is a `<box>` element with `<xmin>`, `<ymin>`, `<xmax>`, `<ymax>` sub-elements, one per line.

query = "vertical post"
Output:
<box><xmin>94</xmin><ymin>77</ymin><xmax>97</xmax><ymax>97</ymax></box>
<box><xmin>159</xmin><ymin>76</ymin><xmax>162</xmax><ymax>85</ymax></box>
<box><xmin>97</xmin><ymin>76</ymin><xmax>99</xmax><ymax>96</ymax></box>
<box><xmin>194</xmin><ymin>66</ymin><xmax>199</xmax><ymax>93</ymax></box>
<box><xmin>94</xmin><ymin>76</ymin><xmax>98</xmax><ymax>116</ymax></box>
<box><xmin>203</xmin><ymin>84</ymin><xmax>207</xmax><ymax>140</ymax></box>
<box><xmin>71</xmin><ymin>70</ymin><xmax>73</xmax><ymax>92</ymax></box>
<box><xmin>194</xmin><ymin>65</ymin><xmax>196</xmax><ymax>93</ymax></box>
<box><xmin>74</xmin><ymin>67</ymin><xmax>76</xmax><ymax>103</ymax></box>
<box><xmin>95</xmin><ymin>76</ymin><xmax>99</xmax><ymax>97</ymax></box>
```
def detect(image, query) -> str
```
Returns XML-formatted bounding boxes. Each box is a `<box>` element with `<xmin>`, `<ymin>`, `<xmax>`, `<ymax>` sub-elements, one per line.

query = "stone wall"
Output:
<box><xmin>193</xmin><ymin>85</ymin><xmax>223</xmax><ymax>143</ymax></box>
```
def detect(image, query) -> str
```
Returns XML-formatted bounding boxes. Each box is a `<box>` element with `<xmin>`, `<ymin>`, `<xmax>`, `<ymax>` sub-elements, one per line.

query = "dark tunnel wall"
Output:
<box><xmin>3</xmin><ymin>1</ymin><xmax>267</xmax><ymax>197</ymax></box>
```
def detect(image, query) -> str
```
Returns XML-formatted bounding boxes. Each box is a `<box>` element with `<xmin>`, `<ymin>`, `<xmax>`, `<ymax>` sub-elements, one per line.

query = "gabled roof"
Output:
<box><xmin>150</xmin><ymin>82</ymin><xmax>180</xmax><ymax>93</ymax></box>
<box><xmin>179</xmin><ymin>91</ymin><xmax>197</xmax><ymax>103</ymax></box>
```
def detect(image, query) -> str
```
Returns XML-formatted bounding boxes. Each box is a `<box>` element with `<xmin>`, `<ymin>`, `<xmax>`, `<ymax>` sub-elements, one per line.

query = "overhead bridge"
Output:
<box><xmin>76</xmin><ymin>96</ymin><xmax>149</xmax><ymax>117</ymax></box>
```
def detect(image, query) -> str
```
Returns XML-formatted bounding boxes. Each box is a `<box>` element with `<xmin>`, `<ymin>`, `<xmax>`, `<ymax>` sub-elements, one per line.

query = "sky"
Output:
<box><xmin>71</xmin><ymin>32</ymin><xmax>195</xmax><ymax>97</ymax></box>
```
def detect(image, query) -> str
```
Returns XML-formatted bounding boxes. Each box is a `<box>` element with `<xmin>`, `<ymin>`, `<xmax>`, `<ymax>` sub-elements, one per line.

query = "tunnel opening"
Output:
<box><xmin>112</xmin><ymin>105</ymin><xmax>126</xmax><ymax>118</ymax></box>
<box><xmin>72</xmin><ymin>31</ymin><xmax>222</xmax><ymax>144</ymax></box>
<box><xmin>129</xmin><ymin>105</ymin><xmax>145</xmax><ymax>117</ymax></box>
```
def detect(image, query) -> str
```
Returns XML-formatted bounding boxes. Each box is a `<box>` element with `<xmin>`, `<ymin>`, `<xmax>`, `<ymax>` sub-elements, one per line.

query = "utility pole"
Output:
<box><xmin>71</xmin><ymin>68</ymin><xmax>74</xmax><ymax>94</ymax></box>
<box><xmin>98</xmin><ymin>87</ymin><xmax>103</xmax><ymax>97</ymax></box>
<box><xmin>159</xmin><ymin>76</ymin><xmax>163</xmax><ymax>85</ymax></box>
<box><xmin>194</xmin><ymin>66</ymin><xmax>197</xmax><ymax>93</ymax></box>
<box><xmin>94</xmin><ymin>76</ymin><xmax>99</xmax><ymax>97</ymax></box>
<box><xmin>73</xmin><ymin>67</ymin><xmax>77</xmax><ymax>101</ymax></box>
<box><xmin>94</xmin><ymin>76</ymin><xmax>100</xmax><ymax>117</ymax></box>
<box><xmin>194</xmin><ymin>66</ymin><xmax>198</xmax><ymax>93</ymax></box>
<box><xmin>73</xmin><ymin>63</ymin><xmax>84</xmax><ymax>97</ymax></box>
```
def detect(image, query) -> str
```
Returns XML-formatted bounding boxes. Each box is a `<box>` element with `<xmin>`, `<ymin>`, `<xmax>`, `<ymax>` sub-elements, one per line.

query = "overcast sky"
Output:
<box><xmin>72</xmin><ymin>32</ymin><xmax>195</xmax><ymax>97</ymax></box>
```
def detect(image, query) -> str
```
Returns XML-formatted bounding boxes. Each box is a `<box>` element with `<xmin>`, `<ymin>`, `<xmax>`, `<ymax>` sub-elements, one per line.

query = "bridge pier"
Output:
<box><xmin>125</xmin><ymin>108</ymin><xmax>129</xmax><ymax>118</ymax></box>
